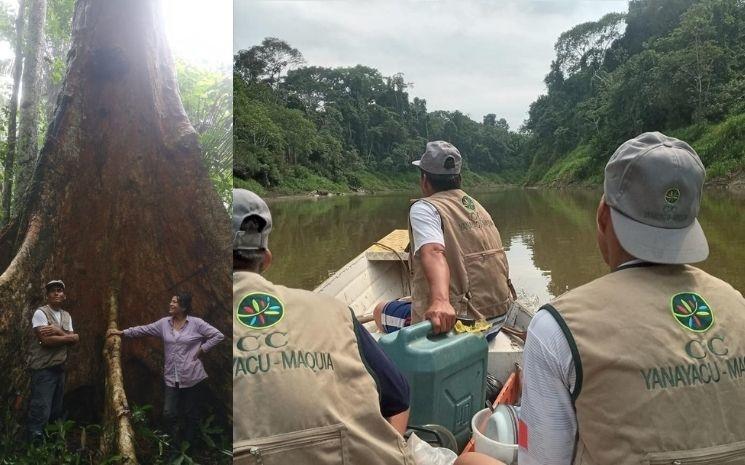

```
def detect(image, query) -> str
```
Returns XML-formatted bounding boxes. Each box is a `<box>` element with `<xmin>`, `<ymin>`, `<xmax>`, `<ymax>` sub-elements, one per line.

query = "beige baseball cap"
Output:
<box><xmin>604</xmin><ymin>132</ymin><xmax>708</xmax><ymax>264</ymax></box>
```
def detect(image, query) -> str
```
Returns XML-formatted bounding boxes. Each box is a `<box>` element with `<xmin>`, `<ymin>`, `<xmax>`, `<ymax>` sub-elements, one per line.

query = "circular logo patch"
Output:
<box><xmin>671</xmin><ymin>292</ymin><xmax>713</xmax><ymax>332</ymax></box>
<box><xmin>236</xmin><ymin>292</ymin><xmax>284</xmax><ymax>330</ymax></box>
<box><xmin>665</xmin><ymin>188</ymin><xmax>680</xmax><ymax>205</ymax></box>
<box><xmin>461</xmin><ymin>195</ymin><xmax>475</xmax><ymax>212</ymax></box>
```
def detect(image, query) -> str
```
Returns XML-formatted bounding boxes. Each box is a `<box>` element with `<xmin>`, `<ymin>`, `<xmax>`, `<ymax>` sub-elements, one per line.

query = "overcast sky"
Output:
<box><xmin>163</xmin><ymin>0</ymin><xmax>232</xmax><ymax>71</ymax></box>
<box><xmin>0</xmin><ymin>0</ymin><xmax>232</xmax><ymax>71</ymax></box>
<box><xmin>234</xmin><ymin>1</ymin><xmax>627</xmax><ymax>129</ymax></box>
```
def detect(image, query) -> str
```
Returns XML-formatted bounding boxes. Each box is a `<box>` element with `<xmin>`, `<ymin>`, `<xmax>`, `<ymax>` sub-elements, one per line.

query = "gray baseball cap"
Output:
<box><xmin>412</xmin><ymin>141</ymin><xmax>462</xmax><ymax>175</ymax></box>
<box><xmin>604</xmin><ymin>132</ymin><xmax>708</xmax><ymax>264</ymax></box>
<box><xmin>232</xmin><ymin>189</ymin><xmax>272</xmax><ymax>251</ymax></box>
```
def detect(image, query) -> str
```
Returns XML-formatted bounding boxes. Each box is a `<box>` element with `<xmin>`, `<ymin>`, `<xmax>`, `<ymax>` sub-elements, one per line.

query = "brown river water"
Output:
<box><xmin>264</xmin><ymin>188</ymin><xmax>745</xmax><ymax>302</ymax></box>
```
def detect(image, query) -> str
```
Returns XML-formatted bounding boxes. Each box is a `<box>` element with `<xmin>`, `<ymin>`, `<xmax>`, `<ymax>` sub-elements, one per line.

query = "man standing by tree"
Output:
<box><xmin>26</xmin><ymin>280</ymin><xmax>79</xmax><ymax>442</ymax></box>
<box><xmin>375</xmin><ymin>141</ymin><xmax>515</xmax><ymax>334</ymax></box>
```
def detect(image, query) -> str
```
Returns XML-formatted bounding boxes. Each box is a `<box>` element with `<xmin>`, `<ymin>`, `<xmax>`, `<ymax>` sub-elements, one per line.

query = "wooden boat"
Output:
<box><xmin>314</xmin><ymin>229</ymin><xmax>536</xmax><ymax>383</ymax></box>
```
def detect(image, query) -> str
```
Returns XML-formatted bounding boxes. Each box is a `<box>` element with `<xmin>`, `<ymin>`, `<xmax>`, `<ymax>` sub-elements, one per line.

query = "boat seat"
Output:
<box><xmin>366</xmin><ymin>229</ymin><xmax>410</xmax><ymax>261</ymax></box>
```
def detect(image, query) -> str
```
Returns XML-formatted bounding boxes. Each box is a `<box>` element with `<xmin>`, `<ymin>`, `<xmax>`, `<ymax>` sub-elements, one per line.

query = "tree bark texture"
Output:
<box><xmin>0</xmin><ymin>0</ymin><xmax>231</xmax><ymax>430</ymax></box>
<box><xmin>15</xmin><ymin>0</ymin><xmax>45</xmax><ymax>203</ymax></box>
<box><xmin>1</xmin><ymin>0</ymin><xmax>27</xmax><ymax>226</ymax></box>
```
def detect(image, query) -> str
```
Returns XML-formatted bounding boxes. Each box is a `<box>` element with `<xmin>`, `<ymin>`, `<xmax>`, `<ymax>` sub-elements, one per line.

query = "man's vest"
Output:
<box><xmin>546</xmin><ymin>264</ymin><xmax>745</xmax><ymax>465</ymax></box>
<box><xmin>233</xmin><ymin>272</ymin><xmax>413</xmax><ymax>465</ymax></box>
<box><xmin>409</xmin><ymin>189</ymin><xmax>512</xmax><ymax>323</ymax></box>
<box><xmin>27</xmin><ymin>305</ymin><xmax>72</xmax><ymax>370</ymax></box>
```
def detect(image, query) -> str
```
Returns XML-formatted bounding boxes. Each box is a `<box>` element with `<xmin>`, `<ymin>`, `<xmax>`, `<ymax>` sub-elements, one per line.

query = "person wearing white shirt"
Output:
<box><xmin>519</xmin><ymin>132</ymin><xmax>745</xmax><ymax>464</ymax></box>
<box><xmin>374</xmin><ymin>141</ymin><xmax>515</xmax><ymax>335</ymax></box>
<box><xmin>26</xmin><ymin>280</ymin><xmax>79</xmax><ymax>442</ymax></box>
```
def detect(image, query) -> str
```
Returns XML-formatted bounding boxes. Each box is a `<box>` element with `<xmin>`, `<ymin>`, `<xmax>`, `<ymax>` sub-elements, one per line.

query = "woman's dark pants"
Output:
<box><xmin>164</xmin><ymin>381</ymin><xmax>202</xmax><ymax>452</ymax></box>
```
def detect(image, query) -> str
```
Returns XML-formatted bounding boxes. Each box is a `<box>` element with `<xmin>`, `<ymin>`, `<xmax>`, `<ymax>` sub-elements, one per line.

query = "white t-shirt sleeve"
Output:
<box><xmin>31</xmin><ymin>309</ymin><xmax>73</xmax><ymax>331</ymax></box>
<box><xmin>409</xmin><ymin>200</ymin><xmax>444</xmax><ymax>254</ymax></box>
<box><xmin>519</xmin><ymin>309</ymin><xmax>578</xmax><ymax>465</ymax></box>
<box><xmin>31</xmin><ymin>309</ymin><xmax>48</xmax><ymax>328</ymax></box>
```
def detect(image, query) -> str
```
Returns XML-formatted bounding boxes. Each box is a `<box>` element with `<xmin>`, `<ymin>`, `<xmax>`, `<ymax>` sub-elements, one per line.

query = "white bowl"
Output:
<box><xmin>471</xmin><ymin>407</ymin><xmax>518</xmax><ymax>464</ymax></box>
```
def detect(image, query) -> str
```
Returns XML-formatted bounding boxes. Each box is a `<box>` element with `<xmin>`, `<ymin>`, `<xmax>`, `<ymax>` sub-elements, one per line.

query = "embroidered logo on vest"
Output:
<box><xmin>671</xmin><ymin>292</ymin><xmax>713</xmax><ymax>332</ymax></box>
<box><xmin>236</xmin><ymin>292</ymin><xmax>285</xmax><ymax>330</ymax></box>
<box><xmin>461</xmin><ymin>195</ymin><xmax>475</xmax><ymax>212</ymax></box>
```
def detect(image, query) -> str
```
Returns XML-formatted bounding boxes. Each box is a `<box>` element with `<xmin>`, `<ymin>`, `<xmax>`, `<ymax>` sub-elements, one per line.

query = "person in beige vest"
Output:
<box><xmin>375</xmin><ymin>140</ymin><xmax>515</xmax><ymax>335</ymax></box>
<box><xmin>519</xmin><ymin>132</ymin><xmax>745</xmax><ymax>465</ymax></box>
<box><xmin>26</xmin><ymin>280</ymin><xmax>79</xmax><ymax>442</ymax></box>
<box><xmin>232</xmin><ymin>188</ymin><xmax>504</xmax><ymax>465</ymax></box>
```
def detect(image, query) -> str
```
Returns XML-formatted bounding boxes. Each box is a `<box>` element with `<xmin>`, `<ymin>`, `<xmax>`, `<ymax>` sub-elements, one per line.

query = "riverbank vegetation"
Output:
<box><xmin>235</xmin><ymin>0</ymin><xmax>745</xmax><ymax>194</ymax></box>
<box><xmin>234</xmin><ymin>41</ymin><xmax>526</xmax><ymax>195</ymax></box>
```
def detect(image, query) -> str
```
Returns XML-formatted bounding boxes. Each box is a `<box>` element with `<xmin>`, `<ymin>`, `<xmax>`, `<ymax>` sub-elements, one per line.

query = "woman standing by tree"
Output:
<box><xmin>107</xmin><ymin>292</ymin><xmax>224</xmax><ymax>455</ymax></box>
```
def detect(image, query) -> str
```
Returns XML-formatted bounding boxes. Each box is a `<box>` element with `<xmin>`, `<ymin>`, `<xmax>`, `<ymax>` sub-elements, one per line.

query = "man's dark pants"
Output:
<box><xmin>27</xmin><ymin>365</ymin><xmax>65</xmax><ymax>440</ymax></box>
<box><xmin>164</xmin><ymin>381</ymin><xmax>202</xmax><ymax>452</ymax></box>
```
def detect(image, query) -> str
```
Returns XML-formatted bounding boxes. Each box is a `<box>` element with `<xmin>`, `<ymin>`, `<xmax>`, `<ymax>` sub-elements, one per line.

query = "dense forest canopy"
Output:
<box><xmin>524</xmin><ymin>0</ymin><xmax>745</xmax><ymax>184</ymax></box>
<box><xmin>234</xmin><ymin>37</ymin><xmax>527</xmax><ymax>194</ymax></box>
<box><xmin>235</xmin><ymin>0</ymin><xmax>745</xmax><ymax>193</ymax></box>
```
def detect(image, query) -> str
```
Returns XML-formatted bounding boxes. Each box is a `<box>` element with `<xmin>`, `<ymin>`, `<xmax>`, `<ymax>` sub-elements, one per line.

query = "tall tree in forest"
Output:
<box><xmin>14</xmin><ymin>0</ymin><xmax>45</xmax><ymax>206</ymax></box>
<box><xmin>0</xmin><ymin>0</ymin><xmax>231</xmax><ymax>458</ymax></box>
<box><xmin>234</xmin><ymin>37</ymin><xmax>304</xmax><ymax>87</ymax></box>
<box><xmin>1</xmin><ymin>0</ymin><xmax>26</xmax><ymax>226</ymax></box>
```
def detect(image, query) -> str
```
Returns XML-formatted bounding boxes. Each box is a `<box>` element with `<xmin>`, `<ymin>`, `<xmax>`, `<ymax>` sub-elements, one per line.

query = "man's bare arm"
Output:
<box><xmin>35</xmin><ymin>326</ymin><xmax>79</xmax><ymax>346</ymax></box>
<box><xmin>386</xmin><ymin>408</ymin><xmax>410</xmax><ymax>435</ymax></box>
<box><xmin>419</xmin><ymin>243</ymin><xmax>456</xmax><ymax>334</ymax></box>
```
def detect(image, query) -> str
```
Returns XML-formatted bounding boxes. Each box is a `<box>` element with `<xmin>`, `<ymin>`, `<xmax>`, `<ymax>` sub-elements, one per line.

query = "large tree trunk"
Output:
<box><xmin>1</xmin><ymin>0</ymin><xmax>27</xmax><ymax>226</ymax></box>
<box><xmin>15</xmin><ymin>0</ymin><xmax>46</xmax><ymax>202</ymax></box>
<box><xmin>0</xmin><ymin>0</ymin><xmax>231</xmax><ymax>456</ymax></box>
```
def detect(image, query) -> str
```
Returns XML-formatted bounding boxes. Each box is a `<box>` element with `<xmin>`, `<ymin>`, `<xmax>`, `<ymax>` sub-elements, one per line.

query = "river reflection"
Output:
<box><xmin>265</xmin><ymin>189</ymin><xmax>744</xmax><ymax>299</ymax></box>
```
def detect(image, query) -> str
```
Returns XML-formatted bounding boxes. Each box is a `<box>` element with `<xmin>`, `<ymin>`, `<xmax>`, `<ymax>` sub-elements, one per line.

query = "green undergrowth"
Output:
<box><xmin>0</xmin><ymin>404</ymin><xmax>231</xmax><ymax>465</ymax></box>
<box><xmin>537</xmin><ymin>143</ymin><xmax>603</xmax><ymax>186</ymax></box>
<box><xmin>233</xmin><ymin>177</ymin><xmax>267</xmax><ymax>196</ymax></box>
<box><xmin>531</xmin><ymin>112</ymin><xmax>745</xmax><ymax>187</ymax></box>
<box><xmin>671</xmin><ymin>113</ymin><xmax>745</xmax><ymax>180</ymax></box>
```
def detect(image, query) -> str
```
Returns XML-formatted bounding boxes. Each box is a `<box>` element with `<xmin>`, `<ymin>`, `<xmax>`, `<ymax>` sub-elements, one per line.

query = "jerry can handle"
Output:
<box><xmin>399</xmin><ymin>320</ymin><xmax>434</xmax><ymax>344</ymax></box>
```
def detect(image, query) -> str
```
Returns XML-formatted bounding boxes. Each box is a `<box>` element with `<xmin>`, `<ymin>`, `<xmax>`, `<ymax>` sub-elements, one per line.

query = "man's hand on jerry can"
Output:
<box><xmin>424</xmin><ymin>299</ymin><xmax>457</xmax><ymax>334</ymax></box>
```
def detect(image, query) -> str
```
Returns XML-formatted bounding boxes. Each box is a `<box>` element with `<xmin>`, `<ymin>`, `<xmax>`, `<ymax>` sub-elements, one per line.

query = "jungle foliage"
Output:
<box><xmin>234</xmin><ymin>38</ymin><xmax>527</xmax><ymax>193</ymax></box>
<box><xmin>235</xmin><ymin>0</ymin><xmax>745</xmax><ymax>192</ymax></box>
<box><xmin>524</xmin><ymin>0</ymin><xmax>745</xmax><ymax>184</ymax></box>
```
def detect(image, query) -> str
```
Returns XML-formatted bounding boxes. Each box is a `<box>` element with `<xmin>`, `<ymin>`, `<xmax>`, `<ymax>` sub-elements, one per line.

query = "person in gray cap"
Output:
<box><xmin>232</xmin><ymin>188</ymin><xmax>505</xmax><ymax>465</ymax></box>
<box><xmin>232</xmin><ymin>188</ymin><xmax>414</xmax><ymax>465</ymax></box>
<box><xmin>518</xmin><ymin>132</ymin><xmax>745</xmax><ymax>465</ymax></box>
<box><xmin>375</xmin><ymin>140</ymin><xmax>516</xmax><ymax>334</ymax></box>
<box><xmin>26</xmin><ymin>280</ymin><xmax>79</xmax><ymax>442</ymax></box>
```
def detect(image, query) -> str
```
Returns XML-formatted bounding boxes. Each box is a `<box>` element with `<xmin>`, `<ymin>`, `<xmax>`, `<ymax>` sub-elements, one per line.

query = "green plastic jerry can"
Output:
<box><xmin>378</xmin><ymin>321</ymin><xmax>487</xmax><ymax>450</ymax></box>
